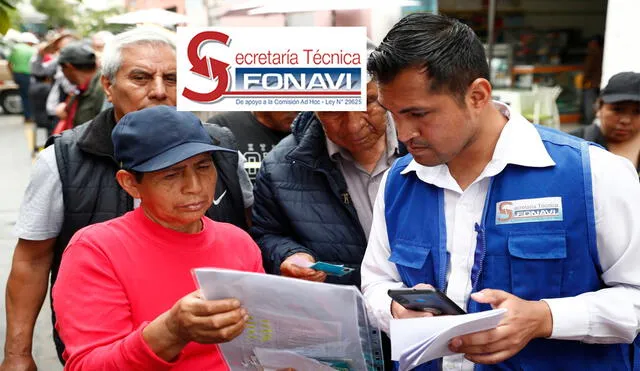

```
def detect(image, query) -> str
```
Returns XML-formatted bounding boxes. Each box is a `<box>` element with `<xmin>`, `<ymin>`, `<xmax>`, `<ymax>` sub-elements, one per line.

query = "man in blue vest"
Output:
<box><xmin>361</xmin><ymin>13</ymin><xmax>640</xmax><ymax>370</ymax></box>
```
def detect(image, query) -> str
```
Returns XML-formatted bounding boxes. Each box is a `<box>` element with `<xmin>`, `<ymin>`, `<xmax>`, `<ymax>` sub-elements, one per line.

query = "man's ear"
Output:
<box><xmin>101</xmin><ymin>75</ymin><xmax>113</xmax><ymax>103</ymax></box>
<box><xmin>466</xmin><ymin>78</ymin><xmax>493</xmax><ymax>110</ymax></box>
<box><xmin>116</xmin><ymin>170</ymin><xmax>141</xmax><ymax>199</ymax></box>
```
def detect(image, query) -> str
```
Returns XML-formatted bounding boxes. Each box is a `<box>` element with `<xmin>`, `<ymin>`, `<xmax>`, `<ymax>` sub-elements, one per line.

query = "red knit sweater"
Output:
<box><xmin>53</xmin><ymin>208</ymin><xmax>264</xmax><ymax>370</ymax></box>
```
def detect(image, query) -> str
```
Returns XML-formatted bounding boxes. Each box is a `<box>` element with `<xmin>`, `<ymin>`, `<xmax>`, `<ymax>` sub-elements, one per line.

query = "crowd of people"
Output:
<box><xmin>2</xmin><ymin>12</ymin><xmax>640</xmax><ymax>371</ymax></box>
<box><xmin>6</xmin><ymin>30</ymin><xmax>114</xmax><ymax>141</ymax></box>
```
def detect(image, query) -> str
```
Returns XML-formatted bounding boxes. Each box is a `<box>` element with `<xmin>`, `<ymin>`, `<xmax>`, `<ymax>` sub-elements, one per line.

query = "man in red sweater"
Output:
<box><xmin>52</xmin><ymin>105</ymin><xmax>265</xmax><ymax>370</ymax></box>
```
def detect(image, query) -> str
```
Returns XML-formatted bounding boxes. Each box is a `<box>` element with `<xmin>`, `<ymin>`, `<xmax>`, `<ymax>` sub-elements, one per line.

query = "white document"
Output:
<box><xmin>390</xmin><ymin>309</ymin><xmax>507</xmax><ymax>371</ymax></box>
<box><xmin>192</xmin><ymin>268</ymin><xmax>374</xmax><ymax>371</ymax></box>
<box><xmin>253</xmin><ymin>348</ymin><xmax>335</xmax><ymax>371</ymax></box>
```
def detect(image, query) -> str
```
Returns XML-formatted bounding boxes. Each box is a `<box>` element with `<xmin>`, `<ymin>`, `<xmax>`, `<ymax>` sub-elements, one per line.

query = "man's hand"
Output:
<box><xmin>280</xmin><ymin>253</ymin><xmax>326</xmax><ymax>282</ymax></box>
<box><xmin>448</xmin><ymin>289</ymin><xmax>552</xmax><ymax>364</ymax></box>
<box><xmin>0</xmin><ymin>354</ymin><xmax>37</xmax><ymax>371</ymax></box>
<box><xmin>391</xmin><ymin>283</ymin><xmax>436</xmax><ymax>319</ymax></box>
<box><xmin>164</xmin><ymin>291</ymin><xmax>248</xmax><ymax>345</ymax></box>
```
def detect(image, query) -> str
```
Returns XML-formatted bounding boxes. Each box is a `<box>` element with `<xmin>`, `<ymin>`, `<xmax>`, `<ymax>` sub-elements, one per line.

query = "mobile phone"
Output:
<box><xmin>388</xmin><ymin>288</ymin><xmax>466</xmax><ymax>315</ymax></box>
<box><xmin>309</xmin><ymin>262</ymin><xmax>354</xmax><ymax>276</ymax></box>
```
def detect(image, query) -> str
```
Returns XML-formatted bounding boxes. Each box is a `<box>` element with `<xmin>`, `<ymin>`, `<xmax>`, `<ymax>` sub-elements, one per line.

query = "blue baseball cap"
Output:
<box><xmin>112</xmin><ymin>105</ymin><xmax>233</xmax><ymax>172</ymax></box>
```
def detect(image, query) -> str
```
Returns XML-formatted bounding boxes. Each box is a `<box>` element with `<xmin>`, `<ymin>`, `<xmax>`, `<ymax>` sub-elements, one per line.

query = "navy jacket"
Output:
<box><xmin>252</xmin><ymin>111</ymin><xmax>404</xmax><ymax>287</ymax></box>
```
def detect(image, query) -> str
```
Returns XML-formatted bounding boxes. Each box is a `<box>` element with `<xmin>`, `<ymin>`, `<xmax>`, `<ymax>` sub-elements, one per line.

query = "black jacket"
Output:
<box><xmin>571</xmin><ymin>123</ymin><xmax>640</xmax><ymax>173</ymax></box>
<box><xmin>570</xmin><ymin>124</ymin><xmax>608</xmax><ymax>148</ymax></box>
<box><xmin>251</xmin><ymin>111</ymin><xmax>405</xmax><ymax>287</ymax></box>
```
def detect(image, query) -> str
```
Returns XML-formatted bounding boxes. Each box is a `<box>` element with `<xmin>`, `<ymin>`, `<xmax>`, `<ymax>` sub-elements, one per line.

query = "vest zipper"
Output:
<box><xmin>472</xmin><ymin>222</ymin><xmax>487</xmax><ymax>293</ymax></box>
<box><xmin>438</xmin><ymin>188</ymin><xmax>448</xmax><ymax>292</ymax></box>
<box><xmin>469</xmin><ymin>178</ymin><xmax>494</xmax><ymax>312</ymax></box>
<box><xmin>469</xmin><ymin>179</ymin><xmax>494</xmax><ymax>371</ymax></box>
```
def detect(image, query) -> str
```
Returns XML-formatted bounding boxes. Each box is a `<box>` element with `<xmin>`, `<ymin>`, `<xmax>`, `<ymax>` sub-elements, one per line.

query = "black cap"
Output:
<box><xmin>112</xmin><ymin>106</ymin><xmax>233</xmax><ymax>172</ymax></box>
<box><xmin>601</xmin><ymin>72</ymin><xmax>640</xmax><ymax>104</ymax></box>
<box><xmin>58</xmin><ymin>41</ymin><xmax>96</xmax><ymax>66</ymax></box>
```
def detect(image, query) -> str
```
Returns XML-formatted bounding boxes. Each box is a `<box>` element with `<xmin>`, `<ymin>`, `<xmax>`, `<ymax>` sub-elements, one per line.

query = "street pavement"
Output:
<box><xmin>0</xmin><ymin>114</ymin><xmax>62</xmax><ymax>370</ymax></box>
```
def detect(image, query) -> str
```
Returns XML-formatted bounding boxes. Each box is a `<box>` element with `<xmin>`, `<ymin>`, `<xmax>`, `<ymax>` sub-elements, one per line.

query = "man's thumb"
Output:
<box><xmin>471</xmin><ymin>289</ymin><xmax>508</xmax><ymax>307</ymax></box>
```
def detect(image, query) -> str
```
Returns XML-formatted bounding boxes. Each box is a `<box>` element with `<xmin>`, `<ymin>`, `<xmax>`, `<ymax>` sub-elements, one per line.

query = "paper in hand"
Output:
<box><xmin>391</xmin><ymin>308</ymin><xmax>508</xmax><ymax>371</ymax></box>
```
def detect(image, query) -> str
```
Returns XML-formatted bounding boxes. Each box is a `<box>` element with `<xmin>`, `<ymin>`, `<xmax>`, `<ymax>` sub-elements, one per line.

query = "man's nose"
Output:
<box><xmin>395</xmin><ymin>118</ymin><xmax>416</xmax><ymax>143</ymax></box>
<box><xmin>149</xmin><ymin>76</ymin><xmax>168</xmax><ymax>100</ymax></box>
<box><xmin>346</xmin><ymin>112</ymin><xmax>367</xmax><ymax>132</ymax></box>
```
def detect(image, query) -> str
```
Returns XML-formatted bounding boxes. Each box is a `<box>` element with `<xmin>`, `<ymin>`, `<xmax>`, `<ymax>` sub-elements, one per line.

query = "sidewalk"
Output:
<box><xmin>0</xmin><ymin>114</ymin><xmax>62</xmax><ymax>370</ymax></box>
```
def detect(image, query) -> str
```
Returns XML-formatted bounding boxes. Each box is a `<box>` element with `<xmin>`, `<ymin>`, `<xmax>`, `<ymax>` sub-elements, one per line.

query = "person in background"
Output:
<box><xmin>53</xmin><ymin>106</ymin><xmax>264</xmax><ymax>370</ymax></box>
<box><xmin>30</xmin><ymin>31</ymin><xmax>79</xmax><ymax>125</ymax></box>
<box><xmin>56</xmin><ymin>42</ymin><xmax>104</xmax><ymax>128</ymax></box>
<box><xmin>572</xmin><ymin>71</ymin><xmax>640</xmax><ymax>174</ymax></box>
<box><xmin>8</xmin><ymin>33</ymin><xmax>37</xmax><ymax>122</ymax></box>
<box><xmin>28</xmin><ymin>43</ymin><xmax>57</xmax><ymax>140</ymax></box>
<box><xmin>91</xmin><ymin>30</ymin><xmax>114</xmax><ymax>58</ymax></box>
<box><xmin>30</xmin><ymin>31</ymin><xmax>77</xmax><ymax>78</ymax></box>
<box><xmin>207</xmin><ymin>111</ymin><xmax>298</xmax><ymax>183</ymax></box>
<box><xmin>581</xmin><ymin>35</ymin><xmax>603</xmax><ymax>125</ymax></box>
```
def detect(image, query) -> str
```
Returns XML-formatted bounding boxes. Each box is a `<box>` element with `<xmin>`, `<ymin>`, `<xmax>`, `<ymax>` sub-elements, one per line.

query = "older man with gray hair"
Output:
<box><xmin>1</xmin><ymin>26</ymin><xmax>252</xmax><ymax>371</ymax></box>
<box><xmin>250</xmin><ymin>40</ymin><xmax>403</xmax><ymax>369</ymax></box>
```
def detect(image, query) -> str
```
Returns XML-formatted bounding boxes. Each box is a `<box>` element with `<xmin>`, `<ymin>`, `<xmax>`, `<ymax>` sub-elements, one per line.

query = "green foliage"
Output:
<box><xmin>0</xmin><ymin>0</ymin><xmax>125</xmax><ymax>37</ymax></box>
<box><xmin>0</xmin><ymin>0</ymin><xmax>15</xmax><ymax>9</ymax></box>
<box><xmin>76</xmin><ymin>6</ymin><xmax>128</xmax><ymax>37</ymax></box>
<box><xmin>32</xmin><ymin>0</ymin><xmax>76</xmax><ymax>29</ymax></box>
<box><xmin>8</xmin><ymin>5</ymin><xmax>22</xmax><ymax>31</ymax></box>
<box><xmin>0</xmin><ymin>0</ymin><xmax>15</xmax><ymax>34</ymax></box>
<box><xmin>0</xmin><ymin>7</ymin><xmax>9</xmax><ymax>34</ymax></box>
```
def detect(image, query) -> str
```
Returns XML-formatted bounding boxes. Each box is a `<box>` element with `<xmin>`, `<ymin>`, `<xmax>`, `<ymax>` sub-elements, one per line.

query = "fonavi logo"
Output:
<box><xmin>496</xmin><ymin>201</ymin><xmax>513</xmax><ymax>222</ymax></box>
<box><xmin>182</xmin><ymin>31</ymin><xmax>231</xmax><ymax>103</ymax></box>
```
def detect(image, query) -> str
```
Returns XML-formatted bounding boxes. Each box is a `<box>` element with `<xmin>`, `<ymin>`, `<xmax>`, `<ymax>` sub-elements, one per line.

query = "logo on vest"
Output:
<box><xmin>496</xmin><ymin>197</ymin><xmax>563</xmax><ymax>225</ymax></box>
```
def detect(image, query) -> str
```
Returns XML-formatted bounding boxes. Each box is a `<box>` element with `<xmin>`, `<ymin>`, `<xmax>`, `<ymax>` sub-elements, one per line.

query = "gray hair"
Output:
<box><xmin>101</xmin><ymin>26</ymin><xmax>176</xmax><ymax>83</ymax></box>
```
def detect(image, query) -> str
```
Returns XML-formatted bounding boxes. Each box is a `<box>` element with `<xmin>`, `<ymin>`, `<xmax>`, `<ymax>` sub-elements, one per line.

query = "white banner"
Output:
<box><xmin>177</xmin><ymin>27</ymin><xmax>367</xmax><ymax>111</ymax></box>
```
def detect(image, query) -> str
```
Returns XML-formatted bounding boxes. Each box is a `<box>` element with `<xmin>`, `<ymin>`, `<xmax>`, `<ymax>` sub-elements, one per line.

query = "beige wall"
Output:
<box><xmin>218</xmin><ymin>9</ymin><xmax>385</xmax><ymax>39</ymax></box>
<box><xmin>218</xmin><ymin>14</ymin><xmax>286</xmax><ymax>26</ymax></box>
<box><xmin>126</xmin><ymin>0</ymin><xmax>185</xmax><ymax>14</ymax></box>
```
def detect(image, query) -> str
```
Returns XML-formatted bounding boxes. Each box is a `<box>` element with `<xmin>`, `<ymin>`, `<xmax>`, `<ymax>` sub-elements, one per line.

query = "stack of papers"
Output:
<box><xmin>192</xmin><ymin>268</ymin><xmax>382</xmax><ymax>371</ymax></box>
<box><xmin>253</xmin><ymin>348</ymin><xmax>335</xmax><ymax>371</ymax></box>
<box><xmin>390</xmin><ymin>309</ymin><xmax>507</xmax><ymax>371</ymax></box>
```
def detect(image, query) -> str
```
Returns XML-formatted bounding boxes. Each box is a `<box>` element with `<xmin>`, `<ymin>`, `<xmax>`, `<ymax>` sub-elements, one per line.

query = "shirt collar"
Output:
<box><xmin>401</xmin><ymin>101</ymin><xmax>555</xmax><ymax>190</ymax></box>
<box><xmin>326</xmin><ymin>113</ymin><xmax>399</xmax><ymax>163</ymax></box>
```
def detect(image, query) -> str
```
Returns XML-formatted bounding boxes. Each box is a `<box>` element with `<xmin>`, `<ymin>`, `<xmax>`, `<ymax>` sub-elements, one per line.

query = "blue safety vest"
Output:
<box><xmin>384</xmin><ymin>126</ymin><xmax>636</xmax><ymax>370</ymax></box>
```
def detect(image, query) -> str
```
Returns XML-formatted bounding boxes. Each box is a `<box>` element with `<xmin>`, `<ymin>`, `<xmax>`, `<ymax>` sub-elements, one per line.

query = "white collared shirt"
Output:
<box><xmin>325</xmin><ymin>115</ymin><xmax>400</xmax><ymax>240</ymax></box>
<box><xmin>361</xmin><ymin>102</ymin><xmax>640</xmax><ymax>371</ymax></box>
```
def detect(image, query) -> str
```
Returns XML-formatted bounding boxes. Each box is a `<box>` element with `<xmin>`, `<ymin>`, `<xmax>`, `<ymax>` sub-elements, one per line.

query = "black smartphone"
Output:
<box><xmin>388</xmin><ymin>288</ymin><xmax>466</xmax><ymax>315</ymax></box>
